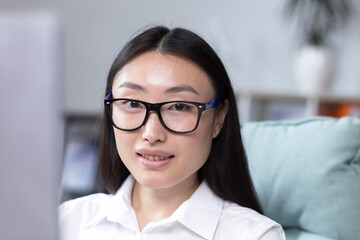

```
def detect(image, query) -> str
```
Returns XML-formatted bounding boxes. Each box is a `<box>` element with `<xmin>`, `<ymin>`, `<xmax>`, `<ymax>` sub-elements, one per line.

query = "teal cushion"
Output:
<box><xmin>242</xmin><ymin>117</ymin><xmax>360</xmax><ymax>240</ymax></box>
<box><xmin>285</xmin><ymin>228</ymin><xmax>337</xmax><ymax>240</ymax></box>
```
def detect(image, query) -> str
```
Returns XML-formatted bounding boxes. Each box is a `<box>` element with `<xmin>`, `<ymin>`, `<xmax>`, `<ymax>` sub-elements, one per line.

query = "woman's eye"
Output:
<box><xmin>121</xmin><ymin>100</ymin><xmax>142</xmax><ymax>109</ymax></box>
<box><xmin>171</xmin><ymin>103</ymin><xmax>187</xmax><ymax>111</ymax></box>
<box><xmin>129</xmin><ymin>101</ymin><xmax>140</xmax><ymax>108</ymax></box>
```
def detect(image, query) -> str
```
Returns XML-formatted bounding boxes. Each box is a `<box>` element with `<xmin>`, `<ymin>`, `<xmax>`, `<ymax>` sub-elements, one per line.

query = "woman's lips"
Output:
<box><xmin>136</xmin><ymin>149</ymin><xmax>174</xmax><ymax>168</ymax></box>
<box><xmin>139</xmin><ymin>154</ymin><xmax>174</xmax><ymax>161</ymax></box>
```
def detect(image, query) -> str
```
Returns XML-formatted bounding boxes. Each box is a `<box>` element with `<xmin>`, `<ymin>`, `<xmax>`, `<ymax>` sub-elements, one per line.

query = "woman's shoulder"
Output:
<box><xmin>58</xmin><ymin>193</ymin><xmax>115</xmax><ymax>240</ymax></box>
<box><xmin>58</xmin><ymin>192</ymin><xmax>113</xmax><ymax>221</ymax></box>
<box><xmin>215</xmin><ymin>202</ymin><xmax>285</xmax><ymax>240</ymax></box>
<box><xmin>220</xmin><ymin>201</ymin><xmax>277</xmax><ymax>225</ymax></box>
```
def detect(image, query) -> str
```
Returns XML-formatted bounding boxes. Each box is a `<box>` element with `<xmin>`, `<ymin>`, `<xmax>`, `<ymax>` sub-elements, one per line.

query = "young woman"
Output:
<box><xmin>59</xmin><ymin>26</ymin><xmax>285</xmax><ymax>240</ymax></box>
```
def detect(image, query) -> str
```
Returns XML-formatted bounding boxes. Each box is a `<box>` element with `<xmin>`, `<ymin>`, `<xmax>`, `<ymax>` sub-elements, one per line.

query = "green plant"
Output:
<box><xmin>284</xmin><ymin>0</ymin><xmax>351</xmax><ymax>46</ymax></box>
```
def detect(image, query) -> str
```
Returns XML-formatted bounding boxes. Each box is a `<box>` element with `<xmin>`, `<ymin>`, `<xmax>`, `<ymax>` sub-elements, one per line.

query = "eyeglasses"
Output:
<box><xmin>104</xmin><ymin>93</ymin><xmax>219</xmax><ymax>134</ymax></box>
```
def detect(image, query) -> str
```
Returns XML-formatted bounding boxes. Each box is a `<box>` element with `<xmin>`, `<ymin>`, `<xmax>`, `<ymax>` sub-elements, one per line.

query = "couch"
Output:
<box><xmin>242</xmin><ymin>117</ymin><xmax>360</xmax><ymax>240</ymax></box>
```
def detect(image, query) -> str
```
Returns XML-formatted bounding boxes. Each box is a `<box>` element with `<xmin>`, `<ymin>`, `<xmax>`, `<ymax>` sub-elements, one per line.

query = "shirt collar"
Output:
<box><xmin>106</xmin><ymin>176</ymin><xmax>140</xmax><ymax>231</ymax></box>
<box><xmin>86</xmin><ymin>175</ymin><xmax>224</xmax><ymax>239</ymax></box>
<box><xmin>175</xmin><ymin>181</ymin><xmax>224</xmax><ymax>239</ymax></box>
<box><xmin>86</xmin><ymin>176</ymin><xmax>137</xmax><ymax>230</ymax></box>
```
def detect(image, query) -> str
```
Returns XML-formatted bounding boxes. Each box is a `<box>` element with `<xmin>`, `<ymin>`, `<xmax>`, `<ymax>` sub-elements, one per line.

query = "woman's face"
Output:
<box><xmin>112</xmin><ymin>51</ymin><xmax>226</xmax><ymax>190</ymax></box>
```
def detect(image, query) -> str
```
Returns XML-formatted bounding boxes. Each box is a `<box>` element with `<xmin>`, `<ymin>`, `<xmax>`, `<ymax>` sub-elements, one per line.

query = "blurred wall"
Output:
<box><xmin>1</xmin><ymin>0</ymin><xmax>360</xmax><ymax>113</ymax></box>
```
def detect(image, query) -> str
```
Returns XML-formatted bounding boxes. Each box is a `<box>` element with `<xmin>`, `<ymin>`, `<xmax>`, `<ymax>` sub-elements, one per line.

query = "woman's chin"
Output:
<box><xmin>134</xmin><ymin>174</ymin><xmax>175</xmax><ymax>190</ymax></box>
<box><xmin>132</xmin><ymin>171</ymin><xmax>198</xmax><ymax>192</ymax></box>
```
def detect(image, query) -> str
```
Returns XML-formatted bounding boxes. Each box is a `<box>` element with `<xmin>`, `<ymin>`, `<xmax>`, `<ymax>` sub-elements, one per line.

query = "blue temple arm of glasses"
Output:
<box><xmin>105</xmin><ymin>93</ymin><xmax>113</xmax><ymax>100</ymax></box>
<box><xmin>205</xmin><ymin>98</ymin><xmax>219</xmax><ymax>109</ymax></box>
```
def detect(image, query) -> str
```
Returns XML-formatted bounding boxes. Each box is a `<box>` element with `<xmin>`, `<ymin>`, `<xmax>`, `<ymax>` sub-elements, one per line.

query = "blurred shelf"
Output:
<box><xmin>236</xmin><ymin>90</ymin><xmax>360</xmax><ymax>122</ymax></box>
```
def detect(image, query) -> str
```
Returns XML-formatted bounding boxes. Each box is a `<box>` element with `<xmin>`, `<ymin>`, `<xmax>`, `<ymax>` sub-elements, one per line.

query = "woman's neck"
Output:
<box><xmin>131</xmin><ymin>175</ymin><xmax>200</xmax><ymax>231</ymax></box>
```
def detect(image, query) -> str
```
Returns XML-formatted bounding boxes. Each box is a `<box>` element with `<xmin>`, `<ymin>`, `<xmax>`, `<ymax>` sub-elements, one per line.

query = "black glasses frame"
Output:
<box><xmin>104</xmin><ymin>95</ymin><xmax>218</xmax><ymax>134</ymax></box>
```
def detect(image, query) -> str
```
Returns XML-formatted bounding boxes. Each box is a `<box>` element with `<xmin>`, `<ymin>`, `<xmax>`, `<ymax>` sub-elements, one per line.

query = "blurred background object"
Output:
<box><xmin>284</xmin><ymin>0</ymin><xmax>351</xmax><ymax>46</ymax></box>
<box><xmin>0</xmin><ymin>10</ymin><xmax>62</xmax><ymax>240</ymax></box>
<box><xmin>284</xmin><ymin>0</ymin><xmax>352</xmax><ymax>94</ymax></box>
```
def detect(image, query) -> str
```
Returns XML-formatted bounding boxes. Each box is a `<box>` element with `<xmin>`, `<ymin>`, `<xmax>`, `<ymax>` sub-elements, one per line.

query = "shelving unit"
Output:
<box><xmin>236</xmin><ymin>90</ymin><xmax>360</xmax><ymax>122</ymax></box>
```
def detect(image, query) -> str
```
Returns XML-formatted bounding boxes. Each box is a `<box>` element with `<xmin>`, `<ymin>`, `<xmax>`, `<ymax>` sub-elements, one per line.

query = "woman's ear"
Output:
<box><xmin>213</xmin><ymin>99</ymin><xmax>229</xmax><ymax>138</ymax></box>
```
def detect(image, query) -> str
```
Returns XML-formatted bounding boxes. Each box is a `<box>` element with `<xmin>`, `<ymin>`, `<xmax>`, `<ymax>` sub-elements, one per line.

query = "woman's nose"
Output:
<box><xmin>141</xmin><ymin>112</ymin><xmax>167</xmax><ymax>143</ymax></box>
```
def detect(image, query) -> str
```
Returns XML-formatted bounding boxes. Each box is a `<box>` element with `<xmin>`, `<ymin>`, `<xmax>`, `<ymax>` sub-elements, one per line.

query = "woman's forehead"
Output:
<box><xmin>112</xmin><ymin>51</ymin><xmax>215</xmax><ymax>97</ymax></box>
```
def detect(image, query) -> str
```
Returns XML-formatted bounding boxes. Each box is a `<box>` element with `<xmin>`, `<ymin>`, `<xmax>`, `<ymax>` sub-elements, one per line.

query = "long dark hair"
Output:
<box><xmin>98</xmin><ymin>26</ymin><xmax>263</xmax><ymax>214</ymax></box>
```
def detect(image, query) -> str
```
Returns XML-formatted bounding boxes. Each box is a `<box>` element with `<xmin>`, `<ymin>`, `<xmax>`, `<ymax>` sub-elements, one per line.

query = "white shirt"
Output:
<box><xmin>58</xmin><ymin>176</ymin><xmax>285</xmax><ymax>240</ymax></box>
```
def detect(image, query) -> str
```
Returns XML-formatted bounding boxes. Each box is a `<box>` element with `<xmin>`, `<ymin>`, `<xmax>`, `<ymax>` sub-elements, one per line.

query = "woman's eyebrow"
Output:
<box><xmin>118</xmin><ymin>82</ymin><xmax>147</xmax><ymax>93</ymax></box>
<box><xmin>118</xmin><ymin>82</ymin><xmax>199</xmax><ymax>95</ymax></box>
<box><xmin>165</xmin><ymin>84</ymin><xmax>200</xmax><ymax>95</ymax></box>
